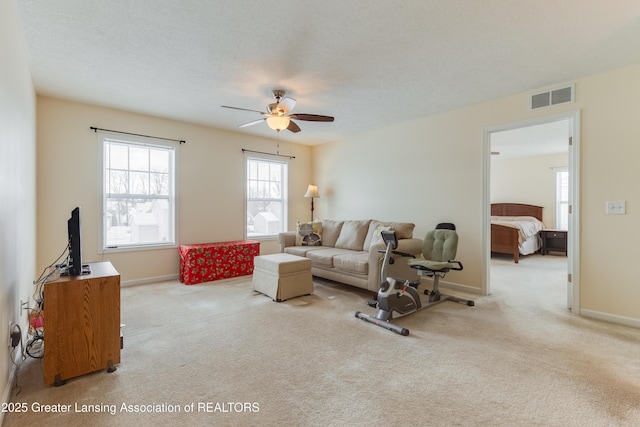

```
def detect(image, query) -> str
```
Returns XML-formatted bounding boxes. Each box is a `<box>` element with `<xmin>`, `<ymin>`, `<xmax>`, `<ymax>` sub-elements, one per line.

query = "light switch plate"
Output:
<box><xmin>605</xmin><ymin>200</ymin><xmax>626</xmax><ymax>215</ymax></box>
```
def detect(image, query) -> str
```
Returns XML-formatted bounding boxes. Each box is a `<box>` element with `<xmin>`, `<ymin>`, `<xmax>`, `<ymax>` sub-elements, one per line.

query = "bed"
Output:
<box><xmin>491</xmin><ymin>203</ymin><xmax>545</xmax><ymax>263</ymax></box>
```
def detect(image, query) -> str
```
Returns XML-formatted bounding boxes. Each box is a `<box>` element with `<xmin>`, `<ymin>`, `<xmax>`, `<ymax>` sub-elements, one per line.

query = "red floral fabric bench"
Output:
<box><xmin>179</xmin><ymin>240</ymin><xmax>260</xmax><ymax>285</ymax></box>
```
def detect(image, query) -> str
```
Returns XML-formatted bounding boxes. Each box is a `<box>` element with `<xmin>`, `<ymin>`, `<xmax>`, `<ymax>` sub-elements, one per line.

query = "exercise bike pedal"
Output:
<box><xmin>366</xmin><ymin>299</ymin><xmax>378</xmax><ymax>308</ymax></box>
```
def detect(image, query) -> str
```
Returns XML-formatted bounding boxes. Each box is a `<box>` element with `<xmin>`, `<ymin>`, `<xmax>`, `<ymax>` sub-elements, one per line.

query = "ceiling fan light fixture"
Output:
<box><xmin>222</xmin><ymin>89</ymin><xmax>333</xmax><ymax>134</ymax></box>
<box><xmin>266</xmin><ymin>115</ymin><xmax>290</xmax><ymax>131</ymax></box>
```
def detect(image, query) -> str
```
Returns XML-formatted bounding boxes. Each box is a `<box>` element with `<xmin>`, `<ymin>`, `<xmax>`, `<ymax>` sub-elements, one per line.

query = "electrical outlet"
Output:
<box><xmin>8</xmin><ymin>323</ymin><xmax>21</xmax><ymax>348</ymax></box>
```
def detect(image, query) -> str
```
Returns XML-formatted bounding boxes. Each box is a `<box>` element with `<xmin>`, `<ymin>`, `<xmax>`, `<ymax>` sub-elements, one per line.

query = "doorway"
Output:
<box><xmin>482</xmin><ymin>110</ymin><xmax>580</xmax><ymax>313</ymax></box>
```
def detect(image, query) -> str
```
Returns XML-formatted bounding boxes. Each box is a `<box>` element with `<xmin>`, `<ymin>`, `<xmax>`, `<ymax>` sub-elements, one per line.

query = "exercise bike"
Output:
<box><xmin>355</xmin><ymin>227</ymin><xmax>474</xmax><ymax>336</ymax></box>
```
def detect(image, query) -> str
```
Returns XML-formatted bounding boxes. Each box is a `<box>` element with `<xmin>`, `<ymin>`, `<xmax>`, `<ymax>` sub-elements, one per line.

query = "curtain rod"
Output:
<box><xmin>90</xmin><ymin>126</ymin><xmax>186</xmax><ymax>144</ymax></box>
<box><xmin>242</xmin><ymin>149</ymin><xmax>295</xmax><ymax>159</ymax></box>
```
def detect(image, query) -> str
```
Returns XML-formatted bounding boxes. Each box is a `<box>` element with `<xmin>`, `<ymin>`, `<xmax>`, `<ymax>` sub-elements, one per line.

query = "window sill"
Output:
<box><xmin>100</xmin><ymin>243</ymin><xmax>178</xmax><ymax>254</ymax></box>
<box><xmin>246</xmin><ymin>235</ymin><xmax>279</xmax><ymax>242</ymax></box>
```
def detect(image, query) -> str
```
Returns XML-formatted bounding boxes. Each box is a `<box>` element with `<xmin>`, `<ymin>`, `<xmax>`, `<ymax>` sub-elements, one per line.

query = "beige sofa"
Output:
<box><xmin>278</xmin><ymin>219</ymin><xmax>423</xmax><ymax>293</ymax></box>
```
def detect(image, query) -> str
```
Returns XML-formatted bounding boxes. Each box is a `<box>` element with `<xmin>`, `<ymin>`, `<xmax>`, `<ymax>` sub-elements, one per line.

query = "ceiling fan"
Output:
<box><xmin>222</xmin><ymin>89</ymin><xmax>334</xmax><ymax>133</ymax></box>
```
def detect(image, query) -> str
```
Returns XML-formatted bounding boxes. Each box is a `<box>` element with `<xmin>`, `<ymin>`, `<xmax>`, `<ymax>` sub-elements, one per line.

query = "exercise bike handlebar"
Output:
<box><xmin>377</xmin><ymin>249</ymin><xmax>416</xmax><ymax>258</ymax></box>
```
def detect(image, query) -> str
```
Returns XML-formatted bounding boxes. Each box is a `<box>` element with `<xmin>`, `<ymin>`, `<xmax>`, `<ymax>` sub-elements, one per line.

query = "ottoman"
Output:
<box><xmin>253</xmin><ymin>253</ymin><xmax>313</xmax><ymax>302</ymax></box>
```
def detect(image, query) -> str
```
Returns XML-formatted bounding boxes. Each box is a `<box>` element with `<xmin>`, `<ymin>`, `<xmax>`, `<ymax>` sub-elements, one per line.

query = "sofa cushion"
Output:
<box><xmin>306</xmin><ymin>248</ymin><xmax>354</xmax><ymax>268</ymax></box>
<box><xmin>335</xmin><ymin>220</ymin><xmax>371</xmax><ymax>251</ymax></box>
<box><xmin>333</xmin><ymin>252</ymin><xmax>369</xmax><ymax>275</ymax></box>
<box><xmin>284</xmin><ymin>246</ymin><xmax>330</xmax><ymax>257</ymax></box>
<box><xmin>295</xmin><ymin>221</ymin><xmax>323</xmax><ymax>246</ymax></box>
<box><xmin>321</xmin><ymin>220</ymin><xmax>344</xmax><ymax>247</ymax></box>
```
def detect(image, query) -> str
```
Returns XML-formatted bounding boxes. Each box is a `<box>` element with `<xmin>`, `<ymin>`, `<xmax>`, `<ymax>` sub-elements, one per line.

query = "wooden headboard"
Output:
<box><xmin>491</xmin><ymin>203</ymin><xmax>543</xmax><ymax>221</ymax></box>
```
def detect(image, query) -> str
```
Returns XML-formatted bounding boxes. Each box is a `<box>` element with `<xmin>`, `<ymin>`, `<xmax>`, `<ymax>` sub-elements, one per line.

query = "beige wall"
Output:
<box><xmin>314</xmin><ymin>64</ymin><xmax>640</xmax><ymax>325</ymax></box>
<box><xmin>491</xmin><ymin>152</ymin><xmax>569</xmax><ymax>228</ymax></box>
<box><xmin>36</xmin><ymin>97</ymin><xmax>313</xmax><ymax>283</ymax></box>
<box><xmin>0</xmin><ymin>0</ymin><xmax>37</xmax><ymax>412</ymax></box>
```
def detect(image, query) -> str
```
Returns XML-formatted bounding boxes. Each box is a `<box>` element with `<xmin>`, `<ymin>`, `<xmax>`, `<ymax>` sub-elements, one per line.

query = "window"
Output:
<box><xmin>555</xmin><ymin>168</ymin><xmax>569</xmax><ymax>230</ymax></box>
<box><xmin>246</xmin><ymin>156</ymin><xmax>288</xmax><ymax>238</ymax></box>
<box><xmin>101</xmin><ymin>136</ymin><xmax>176</xmax><ymax>251</ymax></box>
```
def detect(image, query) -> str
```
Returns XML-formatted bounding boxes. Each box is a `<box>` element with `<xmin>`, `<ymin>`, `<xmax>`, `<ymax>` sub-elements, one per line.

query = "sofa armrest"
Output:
<box><xmin>395</xmin><ymin>238</ymin><xmax>423</xmax><ymax>256</ymax></box>
<box><xmin>278</xmin><ymin>232</ymin><xmax>297</xmax><ymax>252</ymax></box>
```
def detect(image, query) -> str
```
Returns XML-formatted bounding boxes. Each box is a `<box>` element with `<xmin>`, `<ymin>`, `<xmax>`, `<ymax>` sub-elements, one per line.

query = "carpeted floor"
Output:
<box><xmin>3</xmin><ymin>254</ymin><xmax>640</xmax><ymax>426</ymax></box>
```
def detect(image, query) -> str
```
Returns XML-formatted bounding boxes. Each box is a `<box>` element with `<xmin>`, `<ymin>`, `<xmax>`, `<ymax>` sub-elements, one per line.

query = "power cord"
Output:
<box><xmin>9</xmin><ymin>324</ymin><xmax>26</xmax><ymax>396</ymax></box>
<box><xmin>9</xmin><ymin>324</ymin><xmax>25</xmax><ymax>363</ymax></box>
<box><xmin>33</xmin><ymin>242</ymin><xmax>68</xmax><ymax>308</ymax></box>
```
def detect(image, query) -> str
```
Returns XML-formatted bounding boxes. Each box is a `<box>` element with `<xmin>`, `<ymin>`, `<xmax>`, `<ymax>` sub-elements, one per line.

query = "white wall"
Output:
<box><xmin>491</xmin><ymin>152</ymin><xmax>568</xmax><ymax>228</ymax></box>
<box><xmin>0</xmin><ymin>0</ymin><xmax>36</xmax><ymax>413</ymax></box>
<box><xmin>36</xmin><ymin>96</ymin><xmax>313</xmax><ymax>283</ymax></box>
<box><xmin>314</xmin><ymin>64</ymin><xmax>640</xmax><ymax>324</ymax></box>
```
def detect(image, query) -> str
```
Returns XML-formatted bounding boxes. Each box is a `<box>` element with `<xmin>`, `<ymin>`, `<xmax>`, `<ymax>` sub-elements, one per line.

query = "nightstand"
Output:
<box><xmin>539</xmin><ymin>229</ymin><xmax>568</xmax><ymax>256</ymax></box>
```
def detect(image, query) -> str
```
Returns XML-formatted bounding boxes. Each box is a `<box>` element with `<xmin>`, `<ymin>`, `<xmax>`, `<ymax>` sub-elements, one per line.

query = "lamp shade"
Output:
<box><xmin>304</xmin><ymin>184</ymin><xmax>319</xmax><ymax>198</ymax></box>
<box><xmin>266</xmin><ymin>115</ymin><xmax>290</xmax><ymax>131</ymax></box>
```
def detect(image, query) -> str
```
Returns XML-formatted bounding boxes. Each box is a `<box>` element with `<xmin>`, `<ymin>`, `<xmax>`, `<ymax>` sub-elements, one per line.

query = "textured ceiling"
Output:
<box><xmin>15</xmin><ymin>0</ymin><xmax>640</xmax><ymax>145</ymax></box>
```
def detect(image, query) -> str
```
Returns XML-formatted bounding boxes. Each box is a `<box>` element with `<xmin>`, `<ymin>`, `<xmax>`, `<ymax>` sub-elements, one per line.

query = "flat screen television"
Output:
<box><xmin>66</xmin><ymin>207</ymin><xmax>82</xmax><ymax>276</ymax></box>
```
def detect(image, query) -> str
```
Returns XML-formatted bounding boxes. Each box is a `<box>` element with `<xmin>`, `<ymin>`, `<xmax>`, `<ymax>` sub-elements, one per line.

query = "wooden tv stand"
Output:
<box><xmin>43</xmin><ymin>261</ymin><xmax>120</xmax><ymax>386</ymax></box>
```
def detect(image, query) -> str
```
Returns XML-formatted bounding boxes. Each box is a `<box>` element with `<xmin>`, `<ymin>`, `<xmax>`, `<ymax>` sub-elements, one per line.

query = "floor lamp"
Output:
<box><xmin>304</xmin><ymin>184</ymin><xmax>319</xmax><ymax>222</ymax></box>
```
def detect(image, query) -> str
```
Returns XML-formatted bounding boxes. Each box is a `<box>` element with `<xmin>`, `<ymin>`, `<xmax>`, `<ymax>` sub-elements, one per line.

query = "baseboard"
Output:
<box><xmin>1</xmin><ymin>363</ymin><xmax>18</xmax><ymax>426</ymax></box>
<box><xmin>121</xmin><ymin>274</ymin><xmax>179</xmax><ymax>287</ymax></box>
<box><xmin>433</xmin><ymin>280</ymin><xmax>482</xmax><ymax>295</ymax></box>
<box><xmin>580</xmin><ymin>309</ymin><xmax>640</xmax><ymax>329</ymax></box>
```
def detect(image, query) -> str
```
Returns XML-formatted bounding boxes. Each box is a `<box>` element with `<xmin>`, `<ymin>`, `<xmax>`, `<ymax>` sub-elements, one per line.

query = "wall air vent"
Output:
<box><xmin>529</xmin><ymin>84</ymin><xmax>574</xmax><ymax>110</ymax></box>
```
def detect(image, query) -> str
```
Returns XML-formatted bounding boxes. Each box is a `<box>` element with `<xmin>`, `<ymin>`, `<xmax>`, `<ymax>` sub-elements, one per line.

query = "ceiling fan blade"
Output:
<box><xmin>279</xmin><ymin>97</ymin><xmax>296</xmax><ymax>114</ymax></box>
<box><xmin>287</xmin><ymin>120</ymin><xmax>301</xmax><ymax>133</ymax></box>
<box><xmin>289</xmin><ymin>113</ymin><xmax>334</xmax><ymax>122</ymax></box>
<box><xmin>239</xmin><ymin>118</ymin><xmax>266</xmax><ymax>128</ymax></box>
<box><xmin>222</xmin><ymin>105</ymin><xmax>267</xmax><ymax>115</ymax></box>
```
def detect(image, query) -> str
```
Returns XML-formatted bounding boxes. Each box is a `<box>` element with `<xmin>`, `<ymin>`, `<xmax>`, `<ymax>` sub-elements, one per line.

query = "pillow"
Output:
<box><xmin>295</xmin><ymin>221</ymin><xmax>323</xmax><ymax>246</ymax></box>
<box><xmin>364</xmin><ymin>221</ymin><xmax>414</xmax><ymax>247</ymax></box>
<box><xmin>335</xmin><ymin>220</ymin><xmax>371</xmax><ymax>251</ymax></box>
<box><xmin>369</xmin><ymin>225</ymin><xmax>392</xmax><ymax>248</ymax></box>
<box><xmin>363</xmin><ymin>220</ymin><xmax>383</xmax><ymax>248</ymax></box>
<box><xmin>321</xmin><ymin>220</ymin><xmax>344</xmax><ymax>247</ymax></box>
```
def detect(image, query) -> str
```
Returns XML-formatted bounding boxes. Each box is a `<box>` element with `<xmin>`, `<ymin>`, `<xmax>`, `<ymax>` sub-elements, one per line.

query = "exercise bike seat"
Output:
<box><xmin>408</xmin><ymin>228</ymin><xmax>463</xmax><ymax>272</ymax></box>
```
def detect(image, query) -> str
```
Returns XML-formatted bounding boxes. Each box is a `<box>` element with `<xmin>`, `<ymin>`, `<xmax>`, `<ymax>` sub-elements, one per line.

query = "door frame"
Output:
<box><xmin>481</xmin><ymin>109</ymin><xmax>581</xmax><ymax>313</ymax></box>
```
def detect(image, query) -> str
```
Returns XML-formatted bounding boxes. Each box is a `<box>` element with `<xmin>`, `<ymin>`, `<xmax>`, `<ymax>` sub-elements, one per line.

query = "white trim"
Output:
<box><xmin>244</xmin><ymin>152</ymin><xmax>289</xmax><ymax>240</ymax></box>
<box><xmin>481</xmin><ymin>130</ymin><xmax>491</xmax><ymax>295</ymax></box>
<box><xmin>483</xmin><ymin>110</ymin><xmax>581</xmax><ymax>314</ymax></box>
<box><xmin>1</xmin><ymin>363</ymin><xmax>18</xmax><ymax>425</ymax></box>
<box><xmin>580</xmin><ymin>309</ymin><xmax>640</xmax><ymax>329</ymax></box>
<box><xmin>568</xmin><ymin>112</ymin><xmax>581</xmax><ymax>312</ymax></box>
<box><xmin>437</xmin><ymin>280</ymin><xmax>483</xmax><ymax>295</ymax></box>
<box><xmin>98</xmin><ymin>133</ymin><xmax>179</xmax><ymax>253</ymax></box>
<box><xmin>120</xmin><ymin>274</ymin><xmax>179</xmax><ymax>287</ymax></box>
